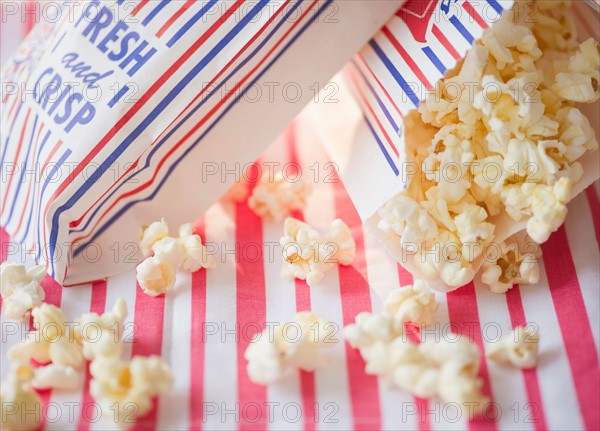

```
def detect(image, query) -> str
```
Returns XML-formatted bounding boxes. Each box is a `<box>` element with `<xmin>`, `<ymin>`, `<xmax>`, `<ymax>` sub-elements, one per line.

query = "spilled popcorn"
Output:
<box><xmin>377</xmin><ymin>0</ymin><xmax>599</xmax><ymax>289</ymax></box>
<box><xmin>245</xmin><ymin>312</ymin><xmax>336</xmax><ymax>385</ymax></box>
<box><xmin>8</xmin><ymin>303</ymin><xmax>85</xmax><ymax>375</ymax></box>
<box><xmin>280</xmin><ymin>217</ymin><xmax>356</xmax><ymax>286</ymax></box>
<box><xmin>2</xmin><ymin>294</ymin><xmax>173</xmax><ymax>430</ymax></box>
<box><xmin>487</xmin><ymin>326</ymin><xmax>540</xmax><ymax>369</ymax></box>
<box><xmin>90</xmin><ymin>355</ymin><xmax>173</xmax><ymax>427</ymax></box>
<box><xmin>137</xmin><ymin>220</ymin><xmax>215</xmax><ymax>296</ymax></box>
<box><xmin>249</xmin><ymin>172</ymin><xmax>312</xmax><ymax>220</ymax></box>
<box><xmin>345</xmin><ymin>281</ymin><xmax>489</xmax><ymax>416</ymax></box>
<box><xmin>0</xmin><ymin>363</ymin><xmax>41</xmax><ymax>431</ymax></box>
<box><xmin>0</xmin><ymin>263</ymin><xmax>46</xmax><ymax>320</ymax></box>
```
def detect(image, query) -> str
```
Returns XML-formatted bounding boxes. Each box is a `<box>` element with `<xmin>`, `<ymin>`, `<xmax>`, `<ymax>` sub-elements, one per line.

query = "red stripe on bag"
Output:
<box><xmin>77</xmin><ymin>280</ymin><xmax>108</xmax><ymax>431</ymax></box>
<box><xmin>1</xmin><ymin>108</ymin><xmax>31</xmax><ymax>216</ymax></box>
<box><xmin>381</xmin><ymin>27</ymin><xmax>433</xmax><ymax>90</ymax></box>
<box><xmin>505</xmin><ymin>286</ymin><xmax>548</xmax><ymax>431</ymax></box>
<box><xmin>446</xmin><ymin>282</ymin><xmax>498</xmax><ymax>431</ymax></box>
<box><xmin>190</xmin><ymin>218</ymin><xmax>208</xmax><ymax>430</ymax></box>
<box><xmin>236</xmin><ymin>162</ymin><xmax>268</xmax><ymax>430</ymax></box>
<box><xmin>156</xmin><ymin>0</ymin><xmax>195</xmax><ymax>38</ymax></box>
<box><xmin>131</xmin><ymin>279</ymin><xmax>166</xmax><ymax>430</ymax></box>
<box><xmin>463</xmin><ymin>0</ymin><xmax>488</xmax><ymax>29</ymax></box>
<box><xmin>333</xmin><ymin>175</ymin><xmax>382</xmax><ymax>431</ymax></box>
<box><xmin>542</xmin><ymin>227</ymin><xmax>600</xmax><ymax>431</ymax></box>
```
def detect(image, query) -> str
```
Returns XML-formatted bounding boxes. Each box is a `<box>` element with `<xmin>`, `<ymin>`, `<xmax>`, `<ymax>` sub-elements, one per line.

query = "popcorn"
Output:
<box><xmin>280</xmin><ymin>217</ymin><xmax>355</xmax><ymax>286</ymax></box>
<box><xmin>151</xmin><ymin>236</ymin><xmax>186</xmax><ymax>268</ymax></box>
<box><xmin>139</xmin><ymin>218</ymin><xmax>170</xmax><ymax>257</ymax></box>
<box><xmin>249</xmin><ymin>172</ymin><xmax>311</xmax><ymax>220</ymax></box>
<box><xmin>553</xmin><ymin>39</ymin><xmax>600</xmax><ymax>103</ymax></box>
<box><xmin>377</xmin><ymin>0</ymin><xmax>599</xmax><ymax>290</ymax></box>
<box><xmin>90</xmin><ymin>355</ymin><xmax>173</xmax><ymax>428</ymax></box>
<box><xmin>383</xmin><ymin>280</ymin><xmax>438</xmax><ymax>326</ymax></box>
<box><xmin>487</xmin><ymin>326</ymin><xmax>540</xmax><ymax>369</ymax></box>
<box><xmin>32</xmin><ymin>364</ymin><xmax>82</xmax><ymax>390</ymax></box>
<box><xmin>245</xmin><ymin>312</ymin><xmax>335</xmax><ymax>385</ymax></box>
<box><xmin>137</xmin><ymin>220</ymin><xmax>215</xmax><ymax>296</ymax></box>
<box><xmin>345</xmin><ymin>307</ymin><xmax>488</xmax><ymax>416</ymax></box>
<box><xmin>0</xmin><ymin>363</ymin><xmax>41</xmax><ymax>431</ymax></box>
<box><xmin>0</xmin><ymin>263</ymin><xmax>46</xmax><ymax>320</ymax></box>
<box><xmin>8</xmin><ymin>303</ymin><xmax>85</xmax><ymax>367</ymax></box>
<box><xmin>481</xmin><ymin>238</ymin><xmax>540</xmax><ymax>293</ymax></box>
<box><xmin>178</xmin><ymin>224</ymin><xmax>216</xmax><ymax>272</ymax></box>
<box><xmin>136</xmin><ymin>256</ymin><xmax>176</xmax><ymax>297</ymax></box>
<box><xmin>74</xmin><ymin>298</ymin><xmax>128</xmax><ymax>360</ymax></box>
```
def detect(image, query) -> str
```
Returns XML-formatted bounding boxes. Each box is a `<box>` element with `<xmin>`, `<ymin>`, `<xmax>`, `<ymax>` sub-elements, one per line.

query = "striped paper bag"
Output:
<box><xmin>308</xmin><ymin>0</ymin><xmax>600</xmax><ymax>292</ymax></box>
<box><xmin>0</xmin><ymin>0</ymin><xmax>403</xmax><ymax>286</ymax></box>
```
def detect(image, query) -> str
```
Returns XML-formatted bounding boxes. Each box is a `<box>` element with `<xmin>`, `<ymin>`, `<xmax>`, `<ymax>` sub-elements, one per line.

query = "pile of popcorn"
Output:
<box><xmin>0</xmin><ymin>264</ymin><xmax>173</xmax><ymax>430</ymax></box>
<box><xmin>0</xmin><ymin>262</ymin><xmax>46</xmax><ymax>320</ymax></box>
<box><xmin>137</xmin><ymin>219</ymin><xmax>216</xmax><ymax>296</ymax></box>
<box><xmin>344</xmin><ymin>280</ymin><xmax>540</xmax><ymax>417</ymax></box>
<box><xmin>249</xmin><ymin>172</ymin><xmax>312</xmax><ymax>220</ymax></box>
<box><xmin>245</xmin><ymin>312</ymin><xmax>336</xmax><ymax>384</ymax></box>
<box><xmin>280</xmin><ymin>217</ymin><xmax>356</xmax><ymax>286</ymax></box>
<box><xmin>377</xmin><ymin>0</ymin><xmax>599</xmax><ymax>290</ymax></box>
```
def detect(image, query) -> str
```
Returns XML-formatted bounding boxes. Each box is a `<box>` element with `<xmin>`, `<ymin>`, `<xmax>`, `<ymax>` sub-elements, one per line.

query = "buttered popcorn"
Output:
<box><xmin>377</xmin><ymin>0</ymin><xmax>599</xmax><ymax>289</ymax></box>
<box><xmin>280</xmin><ymin>217</ymin><xmax>356</xmax><ymax>286</ymax></box>
<box><xmin>249</xmin><ymin>172</ymin><xmax>312</xmax><ymax>220</ymax></box>
<box><xmin>136</xmin><ymin>220</ymin><xmax>215</xmax><ymax>296</ymax></box>
<box><xmin>487</xmin><ymin>326</ymin><xmax>540</xmax><ymax>369</ymax></box>
<box><xmin>0</xmin><ymin>262</ymin><xmax>46</xmax><ymax>320</ymax></box>
<box><xmin>344</xmin><ymin>289</ymin><xmax>488</xmax><ymax>415</ymax></box>
<box><xmin>90</xmin><ymin>355</ymin><xmax>173</xmax><ymax>428</ymax></box>
<box><xmin>481</xmin><ymin>234</ymin><xmax>541</xmax><ymax>293</ymax></box>
<box><xmin>245</xmin><ymin>312</ymin><xmax>336</xmax><ymax>385</ymax></box>
<box><xmin>0</xmin><ymin>363</ymin><xmax>41</xmax><ymax>431</ymax></box>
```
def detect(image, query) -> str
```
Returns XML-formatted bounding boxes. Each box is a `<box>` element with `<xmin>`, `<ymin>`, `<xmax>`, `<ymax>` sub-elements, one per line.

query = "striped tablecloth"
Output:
<box><xmin>1</xmin><ymin>3</ymin><xmax>599</xmax><ymax>430</ymax></box>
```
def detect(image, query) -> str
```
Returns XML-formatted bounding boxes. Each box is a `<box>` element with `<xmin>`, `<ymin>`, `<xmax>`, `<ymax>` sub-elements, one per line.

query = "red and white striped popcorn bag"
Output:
<box><xmin>308</xmin><ymin>0</ymin><xmax>600</xmax><ymax>292</ymax></box>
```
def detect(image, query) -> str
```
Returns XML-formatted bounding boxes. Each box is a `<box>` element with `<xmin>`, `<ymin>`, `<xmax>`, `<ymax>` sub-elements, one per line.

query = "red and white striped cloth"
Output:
<box><xmin>1</xmin><ymin>3</ymin><xmax>599</xmax><ymax>431</ymax></box>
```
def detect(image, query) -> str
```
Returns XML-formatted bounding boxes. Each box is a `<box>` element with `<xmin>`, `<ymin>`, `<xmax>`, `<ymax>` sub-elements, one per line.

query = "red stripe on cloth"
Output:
<box><xmin>131</xmin><ymin>280</ymin><xmax>166</xmax><ymax>430</ymax></box>
<box><xmin>505</xmin><ymin>286</ymin><xmax>548</xmax><ymax>431</ymax></box>
<box><xmin>38</xmin><ymin>274</ymin><xmax>63</xmax><ymax>431</ymax></box>
<box><xmin>235</xmin><ymin>163</ymin><xmax>268</xmax><ymax>430</ymax></box>
<box><xmin>44</xmin><ymin>0</ymin><xmax>246</xmax><ymax>223</ymax></box>
<box><xmin>432</xmin><ymin>25</ymin><xmax>461</xmax><ymax>60</ymax></box>
<box><xmin>347</xmin><ymin>67</ymin><xmax>400</xmax><ymax>158</ymax></box>
<box><xmin>68</xmin><ymin>0</ymin><xmax>289</xmax><ymax>239</ymax></box>
<box><xmin>0</xmin><ymin>227</ymin><xmax>10</xmax><ymax>263</ymax></box>
<box><xmin>585</xmin><ymin>186</ymin><xmax>600</xmax><ymax>249</ymax></box>
<box><xmin>1</xmin><ymin>108</ymin><xmax>31</xmax><ymax>216</ymax></box>
<box><xmin>77</xmin><ymin>280</ymin><xmax>108</xmax><ymax>431</ymax></box>
<box><xmin>446</xmin><ymin>282</ymin><xmax>498</xmax><ymax>431</ymax></box>
<box><xmin>463</xmin><ymin>0</ymin><xmax>488</xmax><ymax>29</ymax></box>
<box><xmin>396</xmin><ymin>269</ymin><xmax>432</xmax><ymax>431</ymax></box>
<box><xmin>288</xmin><ymin>125</ymin><xmax>318</xmax><ymax>431</ymax></box>
<box><xmin>542</xmin><ymin>227</ymin><xmax>600</xmax><ymax>430</ymax></box>
<box><xmin>333</xmin><ymin>177</ymin><xmax>382</xmax><ymax>430</ymax></box>
<box><xmin>156</xmin><ymin>0</ymin><xmax>195</xmax><ymax>38</ymax></box>
<box><xmin>190</xmin><ymin>218</ymin><xmax>208</xmax><ymax>430</ymax></box>
<box><xmin>381</xmin><ymin>27</ymin><xmax>433</xmax><ymax>90</ymax></box>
